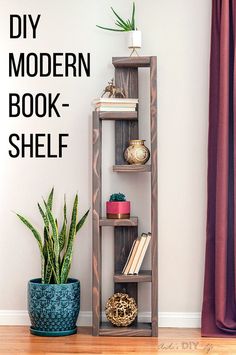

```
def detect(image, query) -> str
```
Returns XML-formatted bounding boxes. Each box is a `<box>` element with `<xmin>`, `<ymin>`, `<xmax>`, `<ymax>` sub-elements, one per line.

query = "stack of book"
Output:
<box><xmin>93</xmin><ymin>98</ymin><xmax>138</xmax><ymax>112</ymax></box>
<box><xmin>122</xmin><ymin>233</ymin><xmax>151</xmax><ymax>275</ymax></box>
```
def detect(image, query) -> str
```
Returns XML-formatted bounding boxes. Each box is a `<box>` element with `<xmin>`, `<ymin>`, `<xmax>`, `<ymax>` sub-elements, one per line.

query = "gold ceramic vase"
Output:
<box><xmin>124</xmin><ymin>139</ymin><xmax>150</xmax><ymax>165</ymax></box>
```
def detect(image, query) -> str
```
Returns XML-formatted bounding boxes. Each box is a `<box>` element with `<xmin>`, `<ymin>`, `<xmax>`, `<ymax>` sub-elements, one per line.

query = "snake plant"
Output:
<box><xmin>16</xmin><ymin>188</ymin><xmax>89</xmax><ymax>284</ymax></box>
<box><xmin>97</xmin><ymin>2</ymin><xmax>137</xmax><ymax>32</ymax></box>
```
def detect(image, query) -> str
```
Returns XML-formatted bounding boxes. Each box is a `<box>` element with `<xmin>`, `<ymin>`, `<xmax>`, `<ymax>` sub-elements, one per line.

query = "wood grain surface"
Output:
<box><xmin>150</xmin><ymin>56</ymin><xmax>158</xmax><ymax>337</ymax></box>
<box><xmin>113</xmin><ymin>56</ymin><xmax>151</xmax><ymax>68</ymax></box>
<box><xmin>113</xmin><ymin>164</ymin><xmax>151</xmax><ymax>173</ymax></box>
<box><xmin>92</xmin><ymin>111</ymin><xmax>102</xmax><ymax>336</ymax></box>
<box><xmin>113</xmin><ymin>270</ymin><xmax>152</xmax><ymax>283</ymax></box>
<box><xmin>99</xmin><ymin>217</ymin><xmax>138</xmax><ymax>227</ymax></box>
<box><xmin>0</xmin><ymin>326</ymin><xmax>234</xmax><ymax>355</ymax></box>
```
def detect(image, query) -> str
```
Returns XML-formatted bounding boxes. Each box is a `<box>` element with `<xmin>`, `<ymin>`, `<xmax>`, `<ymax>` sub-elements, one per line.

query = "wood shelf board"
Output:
<box><xmin>99</xmin><ymin>322</ymin><xmax>152</xmax><ymax>337</ymax></box>
<box><xmin>113</xmin><ymin>165</ymin><xmax>151</xmax><ymax>173</ymax></box>
<box><xmin>99</xmin><ymin>217</ymin><xmax>138</xmax><ymax>227</ymax></box>
<box><xmin>98</xmin><ymin>111</ymin><xmax>138</xmax><ymax>121</ymax></box>
<box><xmin>114</xmin><ymin>270</ymin><xmax>152</xmax><ymax>283</ymax></box>
<box><xmin>112</xmin><ymin>56</ymin><xmax>151</xmax><ymax>68</ymax></box>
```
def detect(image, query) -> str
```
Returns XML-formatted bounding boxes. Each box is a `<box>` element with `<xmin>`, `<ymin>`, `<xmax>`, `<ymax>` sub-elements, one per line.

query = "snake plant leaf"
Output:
<box><xmin>41</xmin><ymin>256</ymin><xmax>45</xmax><ymax>283</ymax></box>
<box><xmin>16</xmin><ymin>213</ymin><xmax>45</xmax><ymax>283</ymax></box>
<box><xmin>64</xmin><ymin>195</ymin><xmax>67</xmax><ymax>222</ymax></box>
<box><xmin>44</xmin><ymin>243</ymin><xmax>53</xmax><ymax>284</ymax></box>
<box><xmin>38</xmin><ymin>203</ymin><xmax>50</xmax><ymax>270</ymax></box>
<box><xmin>47</xmin><ymin>240</ymin><xmax>60</xmax><ymax>284</ymax></box>
<box><xmin>59</xmin><ymin>198</ymin><xmax>67</xmax><ymax>252</ymax></box>
<box><xmin>38</xmin><ymin>203</ymin><xmax>49</xmax><ymax>232</ymax></box>
<box><xmin>96</xmin><ymin>25</ymin><xmax>125</xmax><ymax>32</ymax></box>
<box><xmin>59</xmin><ymin>223</ymin><xmax>66</xmax><ymax>252</ymax></box>
<box><xmin>47</xmin><ymin>187</ymin><xmax>54</xmax><ymax>211</ymax></box>
<box><xmin>42</xmin><ymin>227</ymin><xmax>48</xmax><ymax>260</ymax></box>
<box><xmin>76</xmin><ymin>209</ymin><xmax>90</xmax><ymax>234</ymax></box>
<box><xmin>44</xmin><ymin>201</ymin><xmax>60</xmax><ymax>281</ymax></box>
<box><xmin>44</xmin><ymin>262</ymin><xmax>52</xmax><ymax>284</ymax></box>
<box><xmin>16</xmin><ymin>213</ymin><xmax>43</xmax><ymax>250</ymax></box>
<box><xmin>60</xmin><ymin>194</ymin><xmax>78</xmax><ymax>284</ymax></box>
<box><xmin>131</xmin><ymin>2</ymin><xmax>135</xmax><ymax>30</ymax></box>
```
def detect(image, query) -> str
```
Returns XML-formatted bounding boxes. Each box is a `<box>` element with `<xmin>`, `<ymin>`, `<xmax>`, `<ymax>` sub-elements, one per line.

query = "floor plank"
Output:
<box><xmin>0</xmin><ymin>326</ymin><xmax>235</xmax><ymax>354</ymax></box>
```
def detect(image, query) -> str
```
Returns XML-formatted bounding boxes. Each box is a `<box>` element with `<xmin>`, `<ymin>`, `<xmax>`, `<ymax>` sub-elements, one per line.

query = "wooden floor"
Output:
<box><xmin>0</xmin><ymin>326</ymin><xmax>236</xmax><ymax>355</ymax></box>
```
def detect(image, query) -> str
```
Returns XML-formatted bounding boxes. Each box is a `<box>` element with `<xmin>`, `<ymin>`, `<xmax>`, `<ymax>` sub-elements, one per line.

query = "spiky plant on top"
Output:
<box><xmin>16</xmin><ymin>188</ymin><xmax>89</xmax><ymax>284</ymax></box>
<box><xmin>109</xmin><ymin>193</ymin><xmax>126</xmax><ymax>202</ymax></box>
<box><xmin>97</xmin><ymin>2</ymin><xmax>137</xmax><ymax>32</ymax></box>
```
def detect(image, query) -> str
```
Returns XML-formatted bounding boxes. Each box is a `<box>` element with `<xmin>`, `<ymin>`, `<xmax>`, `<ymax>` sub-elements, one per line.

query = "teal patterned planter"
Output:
<box><xmin>28</xmin><ymin>278</ymin><xmax>80</xmax><ymax>337</ymax></box>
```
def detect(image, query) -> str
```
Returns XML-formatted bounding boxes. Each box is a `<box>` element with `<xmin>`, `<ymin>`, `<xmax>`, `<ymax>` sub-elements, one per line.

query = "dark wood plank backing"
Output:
<box><xmin>114</xmin><ymin>226</ymin><xmax>138</xmax><ymax>274</ymax></box>
<box><xmin>114</xmin><ymin>68</ymin><xmax>139</xmax><ymax>165</ymax></box>
<box><xmin>92</xmin><ymin>111</ymin><xmax>102</xmax><ymax>336</ymax></box>
<box><xmin>114</xmin><ymin>226</ymin><xmax>138</xmax><ymax>324</ymax></box>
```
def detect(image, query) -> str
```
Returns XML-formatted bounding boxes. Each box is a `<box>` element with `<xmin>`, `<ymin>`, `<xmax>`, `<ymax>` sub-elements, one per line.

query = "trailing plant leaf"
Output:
<box><xmin>60</xmin><ymin>194</ymin><xmax>78</xmax><ymax>284</ymax></box>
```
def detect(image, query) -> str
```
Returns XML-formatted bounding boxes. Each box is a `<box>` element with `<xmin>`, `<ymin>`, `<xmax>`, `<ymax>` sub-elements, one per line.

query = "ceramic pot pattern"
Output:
<box><xmin>28</xmin><ymin>278</ymin><xmax>80</xmax><ymax>336</ymax></box>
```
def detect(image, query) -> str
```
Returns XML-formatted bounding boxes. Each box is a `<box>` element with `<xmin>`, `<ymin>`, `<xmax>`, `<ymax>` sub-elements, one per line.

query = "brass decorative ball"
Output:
<box><xmin>105</xmin><ymin>293</ymin><xmax>138</xmax><ymax>327</ymax></box>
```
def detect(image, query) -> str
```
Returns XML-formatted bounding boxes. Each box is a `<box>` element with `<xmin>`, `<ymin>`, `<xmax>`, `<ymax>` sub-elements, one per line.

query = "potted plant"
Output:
<box><xmin>97</xmin><ymin>2</ymin><xmax>141</xmax><ymax>55</ymax></box>
<box><xmin>106</xmin><ymin>193</ymin><xmax>130</xmax><ymax>219</ymax></box>
<box><xmin>16</xmin><ymin>188</ymin><xmax>89</xmax><ymax>337</ymax></box>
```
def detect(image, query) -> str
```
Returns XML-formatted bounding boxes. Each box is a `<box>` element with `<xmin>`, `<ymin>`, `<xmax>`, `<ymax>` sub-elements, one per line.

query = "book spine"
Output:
<box><xmin>128</xmin><ymin>235</ymin><xmax>147</xmax><ymax>274</ymax></box>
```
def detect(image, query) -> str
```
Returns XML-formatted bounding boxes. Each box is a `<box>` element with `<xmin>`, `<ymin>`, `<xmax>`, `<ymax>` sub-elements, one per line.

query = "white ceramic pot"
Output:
<box><xmin>128</xmin><ymin>30</ymin><xmax>142</xmax><ymax>49</ymax></box>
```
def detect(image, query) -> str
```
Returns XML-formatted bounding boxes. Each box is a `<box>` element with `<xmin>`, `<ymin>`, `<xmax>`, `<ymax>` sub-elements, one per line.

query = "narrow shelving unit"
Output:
<box><xmin>92</xmin><ymin>56</ymin><xmax>157</xmax><ymax>337</ymax></box>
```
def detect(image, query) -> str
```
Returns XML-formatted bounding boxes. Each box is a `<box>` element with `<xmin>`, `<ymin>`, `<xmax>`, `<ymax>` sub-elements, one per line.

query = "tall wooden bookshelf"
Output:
<box><xmin>92</xmin><ymin>56</ymin><xmax>157</xmax><ymax>337</ymax></box>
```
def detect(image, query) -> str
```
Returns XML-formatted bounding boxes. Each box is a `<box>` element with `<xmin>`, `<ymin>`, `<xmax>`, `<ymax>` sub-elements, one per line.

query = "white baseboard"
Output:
<box><xmin>0</xmin><ymin>310</ymin><xmax>201</xmax><ymax>328</ymax></box>
<box><xmin>158</xmin><ymin>312</ymin><xmax>201</xmax><ymax>328</ymax></box>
